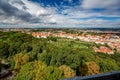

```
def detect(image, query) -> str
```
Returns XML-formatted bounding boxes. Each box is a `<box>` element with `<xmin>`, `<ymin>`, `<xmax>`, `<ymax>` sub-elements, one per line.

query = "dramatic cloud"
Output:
<box><xmin>0</xmin><ymin>0</ymin><xmax>120</xmax><ymax>28</ymax></box>
<box><xmin>0</xmin><ymin>0</ymin><xmax>41</xmax><ymax>24</ymax></box>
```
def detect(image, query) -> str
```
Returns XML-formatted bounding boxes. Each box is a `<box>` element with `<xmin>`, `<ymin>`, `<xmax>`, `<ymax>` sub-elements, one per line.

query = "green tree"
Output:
<box><xmin>110</xmin><ymin>53</ymin><xmax>120</xmax><ymax>67</ymax></box>
<box><xmin>97</xmin><ymin>58</ymin><xmax>119</xmax><ymax>72</ymax></box>
<box><xmin>9</xmin><ymin>42</ymin><xmax>22</xmax><ymax>56</ymax></box>
<box><xmin>44</xmin><ymin>66</ymin><xmax>63</xmax><ymax>80</ymax></box>
<box><xmin>14</xmin><ymin>62</ymin><xmax>34</xmax><ymax>80</ymax></box>
<box><xmin>20</xmin><ymin>43</ymin><xmax>32</xmax><ymax>53</ymax></box>
<box><xmin>0</xmin><ymin>42</ymin><xmax>9</xmax><ymax>58</ymax></box>
<box><xmin>37</xmin><ymin>50</ymin><xmax>51</xmax><ymax>66</ymax></box>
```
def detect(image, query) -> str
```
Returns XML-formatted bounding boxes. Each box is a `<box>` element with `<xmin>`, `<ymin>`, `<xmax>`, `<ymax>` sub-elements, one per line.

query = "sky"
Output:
<box><xmin>0</xmin><ymin>0</ymin><xmax>120</xmax><ymax>28</ymax></box>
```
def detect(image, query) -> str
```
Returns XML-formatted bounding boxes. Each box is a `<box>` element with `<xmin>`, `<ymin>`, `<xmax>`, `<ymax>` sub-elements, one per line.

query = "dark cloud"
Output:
<box><xmin>0</xmin><ymin>0</ymin><xmax>18</xmax><ymax>16</ymax></box>
<box><xmin>11</xmin><ymin>0</ymin><xmax>25</xmax><ymax>5</ymax></box>
<box><xmin>0</xmin><ymin>0</ymin><xmax>41</xmax><ymax>23</ymax></box>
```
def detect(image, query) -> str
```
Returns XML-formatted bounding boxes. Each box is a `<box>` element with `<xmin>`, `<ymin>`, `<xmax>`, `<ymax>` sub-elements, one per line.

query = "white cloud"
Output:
<box><xmin>64</xmin><ymin>0</ymin><xmax>73</xmax><ymax>3</ymax></box>
<box><xmin>81</xmin><ymin>0</ymin><xmax>120</xmax><ymax>9</ymax></box>
<box><xmin>0</xmin><ymin>0</ymin><xmax>120</xmax><ymax>28</ymax></box>
<box><xmin>10</xmin><ymin>0</ymin><xmax>49</xmax><ymax>16</ymax></box>
<box><xmin>4</xmin><ymin>0</ymin><xmax>58</xmax><ymax>24</ymax></box>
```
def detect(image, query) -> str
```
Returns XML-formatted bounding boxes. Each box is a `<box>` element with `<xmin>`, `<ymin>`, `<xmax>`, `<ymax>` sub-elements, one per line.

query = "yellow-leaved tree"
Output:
<box><xmin>14</xmin><ymin>53</ymin><xmax>29</xmax><ymax>70</ymax></box>
<box><xmin>79</xmin><ymin>61</ymin><xmax>100</xmax><ymax>76</ymax></box>
<box><xmin>59</xmin><ymin>65</ymin><xmax>76</xmax><ymax>78</ymax></box>
<box><xmin>15</xmin><ymin>61</ymin><xmax>63</xmax><ymax>80</ymax></box>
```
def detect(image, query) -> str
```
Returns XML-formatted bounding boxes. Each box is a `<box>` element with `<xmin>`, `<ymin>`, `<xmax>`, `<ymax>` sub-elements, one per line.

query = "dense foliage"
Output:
<box><xmin>0</xmin><ymin>31</ymin><xmax>120</xmax><ymax>80</ymax></box>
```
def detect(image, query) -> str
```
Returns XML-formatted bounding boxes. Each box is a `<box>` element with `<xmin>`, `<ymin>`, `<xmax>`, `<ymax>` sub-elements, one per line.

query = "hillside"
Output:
<box><xmin>0</xmin><ymin>31</ymin><xmax>120</xmax><ymax>80</ymax></box>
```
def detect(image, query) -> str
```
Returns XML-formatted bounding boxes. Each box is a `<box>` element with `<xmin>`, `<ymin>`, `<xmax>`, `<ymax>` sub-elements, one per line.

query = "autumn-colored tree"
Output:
<box><xmin>22</xmin><ymin>54</ymin><xmax>30</xmax><ymax>64</ymax></box>
<box><xmin>33</xmin><ymin>60</ymin><xmax>47</xmax><ymax>80</ymax></box>
<box><xmin>14</xmin><ymin>53</ymin><xmax>29</xmax><ymax>70</ymax></box>
<box><xmin>59</xmin><ymin>65</ymin><xmax>76</xmax><ymax>78</ymax></box>
<box><xmin>15</xmin><ymin>61</ymin><xmax>63</xmax><ymax>80</ymax></box>
<box><xmin>78</xmin><ymin>61</ymin><xmax>100</xmax><ymax>76</ymax></box>
<box><xmin>33</xmin><ymin>61</ymin><xmax>63</xmax><ymax>80</ymax></box>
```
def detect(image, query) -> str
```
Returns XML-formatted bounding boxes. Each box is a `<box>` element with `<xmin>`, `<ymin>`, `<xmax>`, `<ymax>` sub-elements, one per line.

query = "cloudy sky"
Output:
<box><xmin>0</xmin><ymin>0</ymin><xmax>120</xmax><ymax>28</ymax></box>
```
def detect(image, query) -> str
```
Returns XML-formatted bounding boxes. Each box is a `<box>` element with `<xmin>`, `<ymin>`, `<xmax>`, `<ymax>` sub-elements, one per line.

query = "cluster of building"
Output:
<box><xmin>31</xmin><ymin>31</ymin><xmax>120</xmax><ymax>54</ymax></box>
<box><xmin>93</xmin><ymin>46</ymin><xmax>114</xmax><ymax>54</ymax></box>
<box><xmin>32</xmin><ymin>32</ymin><xmax>51</xmax><ymax>38</ymax></box>
<box><xmin>32</xmin><ymin>32</ymin><xmax>78</xmax><ymax>39</ymax></box>
<box><xmin>108</xmin><ymin>42</ymin><xmax>120</xmax><ymax>53</ymax></box>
